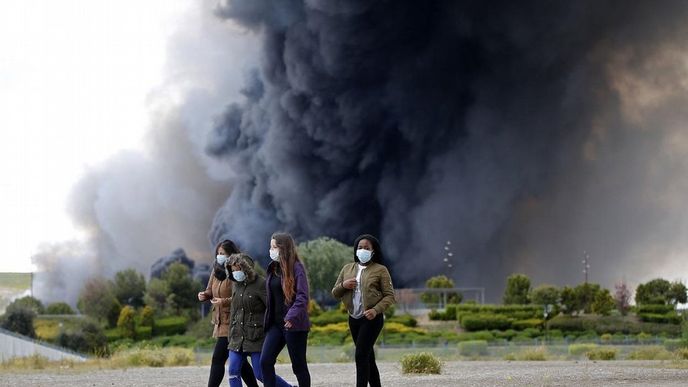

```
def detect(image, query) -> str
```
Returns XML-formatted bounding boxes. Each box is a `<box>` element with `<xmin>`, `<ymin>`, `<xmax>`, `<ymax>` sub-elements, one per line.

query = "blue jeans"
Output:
<box><xmin>228</xmin><ymin>350</ymin><xmax>292</xmax><ymax>387</ymax></box>
<box><xmin>260</xmin><ymin>325</ymin><xmax>310</xmax><ymax>387</ymax></box>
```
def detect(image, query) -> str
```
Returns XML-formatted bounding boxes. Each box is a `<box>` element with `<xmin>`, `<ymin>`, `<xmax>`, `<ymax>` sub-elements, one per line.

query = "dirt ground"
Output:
<box><xmin>2</xmin><ymin>360</ymin><xmax>688</xmax><ymax>386</ymax></box>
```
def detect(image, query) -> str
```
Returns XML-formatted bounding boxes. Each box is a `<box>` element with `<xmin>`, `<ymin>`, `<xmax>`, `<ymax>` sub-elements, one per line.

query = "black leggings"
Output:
<box><xmin>208</xmin><ymin>337</ymin><xmax>258</xmax><ymax>387</ymax></box>
<box><xmin>260</xmin><ymin>325</ymin><xmax>310</xmax><ymax>387</ymax></box>
<box><xmin>349</xmin><ymin>314</ymin><xmax>384</xmax><ymax>387</ymax></box>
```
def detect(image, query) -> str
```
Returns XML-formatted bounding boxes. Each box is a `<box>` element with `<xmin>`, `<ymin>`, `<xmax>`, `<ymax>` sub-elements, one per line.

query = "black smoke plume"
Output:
<box><xmin>208</xmin><ymin>0</ymin><xmax>688</xmax><ymax>299</ymax></box>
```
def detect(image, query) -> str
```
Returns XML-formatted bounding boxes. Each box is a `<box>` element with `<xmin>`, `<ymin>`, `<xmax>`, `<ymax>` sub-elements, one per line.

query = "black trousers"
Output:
<box><xmin>208</xmin><ymin>336</ymin><xmax>258</xmax><ymax>387</ymax></box>
<box><xmin>349</xmin><ymin>314</ymin><xmax>384</xmax><ymax>387</ymax></box>
<box><xmin>260</xmin><ymin>325</ymin><xmax>310</xmax><ymax>387</ymax></box>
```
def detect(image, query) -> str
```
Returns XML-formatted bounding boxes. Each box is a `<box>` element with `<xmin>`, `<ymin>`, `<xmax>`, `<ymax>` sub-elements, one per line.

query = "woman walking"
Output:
<box><xmin>226</xmin><ymin>253</ymin><xmax>293</xmax><ymax>387</ymax></box>
<box><xmin>332</xmin><ymin>234</ymin><xmax>396</xmax><ymax>387</ymax></box>
<box><xmin>197</xmin><ymin>239</ymin><xmax>258</xmax><ymax>387</ymax></box>
<box><xmin>260</xmin><ymin>232</ymin><xmax>311</xmax><ymax>387</ymax></box>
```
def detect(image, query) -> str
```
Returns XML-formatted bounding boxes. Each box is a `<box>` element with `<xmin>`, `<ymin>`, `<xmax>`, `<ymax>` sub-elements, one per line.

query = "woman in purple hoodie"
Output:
<box><xmin>260</xmin><ymin>232</ymin><xmax>311</xmax><ymax>387</ymax></box>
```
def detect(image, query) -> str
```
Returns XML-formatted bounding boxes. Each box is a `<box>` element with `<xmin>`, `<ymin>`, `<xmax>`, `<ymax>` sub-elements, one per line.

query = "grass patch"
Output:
<box><xmin>505</xmin><ymin>346</ymin><xmax>548</xmax><ymax>361</ymax></box>
<box><xmin>626</xmin><ymin>346</ymin><xmax>674</xmax><ymax>360</ymax></box>
<box><xmin>586</xmin><ymin>347</ymin><xmax>617</xmax><ymax>360</ymax></box>
<box><xmin>568</xmin><ymin>343</ymin><xmax>598</xmax><ymax>357</ymax></box>
<box><xmin>458</xmin><ymin>340</ymin><xmax>488</xmax><ymax>357</ymax></box>
<box><xmin>400</xmin><ymin>352</ymin><xmax>442</xmax><ymax>374</ymax></box>
<box><xmin>109</xmin><ymin>347</ymin><xmax>194</xmax><ymax>367</ymax></box>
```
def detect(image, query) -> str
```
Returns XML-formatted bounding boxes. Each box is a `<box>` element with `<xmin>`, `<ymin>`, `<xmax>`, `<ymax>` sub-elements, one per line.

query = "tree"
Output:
<box><xmin>77</xmin><ymin>277</ymin><xmax>121</xmax><ymax>327</ymax></box>
<box><xmin>421</xmin><ymin>275</ymin><xmax>462</xmax><ymax>307</ymax></box>
<box><xmin>1</xmin><ymin>306</ymin><xmax>36</xmax><ymax>337</ymax></box>
<box><xmin>144</xmin><ymin>278</ymin><xmax>170</xmax><ymax>315</ymax></box>
<box><xmin>112</xmin><ymin>268</ymin><xmax>146</xmax><ymax>308</ymax></box>
<box><xmin>45</xmin><ymin>302</ymin><xmax>75</xmax><ymax>315</ymax></box>
<box><xmin>530</xmin><ymin>284</ymin><xmax>560</xmax><ymax>306</ymax></box>
<box><xmin>503</xmin><ymin>274</ymin><xmax>531</xmax><ymax>305</ymax></box>
<box><xmin>560</xmin><ymin>286</ymin><xmax>578</xmax><ymax>315</ymax></box>
<box><xmin>573</xmin><ymin>283</ymin><xmax>601</xmax><ymax>314</ymax></box>
<box><xmin>139</xmin><ymin>306</ymin><xmax>155</xmax><ymax>327</ymax></box>
<box><xmin>7</xmin><ymin>296</ymin><xmax>44</xmax><ymax>315</ymax></box>
<box><xmin>668</xmin><ymin>282</ymin><xmax>687</xmax><ymax>305</ymax></box>
<box><xmin>117</xmin><ymin>305</ymin><xmax>136</xmax><ymax>339</ymax></box>
<box><xmin>298</xmin><ymin>237</ymin><xmax>352</xmax><ymax>305</ymax></box>
<box><xmin>614</xmin><ymin>280</ymin><xmax>631</xmax><ymax>315</ymax></box>
<box><xmin>635</xmin><ymin>278</ymin><xmax>685</xmax><ymax>305</ymax></box>
<box><xmin>162</xmin><ymin>263</ymin><xmax>202</xmax><ymax>315</ymax></box>
<box><xmin>591</xmin><ymin>289</ymin><xmax>615</xmax><ymax>316</ymax></box>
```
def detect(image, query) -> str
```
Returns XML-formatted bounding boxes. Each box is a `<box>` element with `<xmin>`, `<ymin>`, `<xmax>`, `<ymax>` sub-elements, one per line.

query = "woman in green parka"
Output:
<box><xmin>225</xmin><ymin>253</ymin><xmax>292</xmax><ymax>387</ymax></box>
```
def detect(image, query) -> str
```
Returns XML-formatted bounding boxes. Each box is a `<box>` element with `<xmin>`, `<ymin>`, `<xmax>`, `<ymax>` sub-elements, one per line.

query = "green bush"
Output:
<box><xmin>636</xmin><ymin>304</ymin><xmax>675</xmax><ymax>314</ymax></box>
<box><xmin>105</xmin><ymin>328</ymin><xmax>122</xmax><ymax>342</ymax></box>
<box><xmin>135</xmin><ymin>326</ymin><xmax>152</xmax><ymax>340</ymax></box>
<box><xmin>638</xmin><ymin>313</ymin><xmax>682</xmax><ymax>324</ymax></box>
<box><xmin>310</xmin><ymin>310</ymin><xmax>348</xmax><ymax>326</ymax></box>
<box><xmin>111</xmin><ymin>347</ymin><xmax>194</xmax><ymax>367</ymax></box>
<box><xmin>546</xmin><ymin>315</ymin><xmax>681</xmax><ymax>336</ymax></box>
<box><xmin>586</xmin><ymin>347</ymin><xmax>617</xmax><ymax>360</ymax></box>
<box><xmin>45</xmin><ymin>302</ymin><xmax>75</xmax><ymax>315</ymax></box>
<box><xmin>400</xmin><ymin>352</ymin><xmax>442</xmax><ymax>374</ymax></box>
<box><xmin>57</xmin><ymin>319</ymin><xmax>108</xmax><ymax>356</ymax></box>
<box><xmin>626</xmin><ymin>346</ymin><xmax>674</xmax><ymax>360</ymax></box>
<box><xmin>461</xmin><ymin>314</ymin><xmax>511</xmax><ymax>331</ymax></box>
<box><xmin>568</xmin><ymin>343</ymin><xmax>598</xmax><ymax>357</ymax></box>
<box><xmin>186</xmin><ymin>314</ymin><xmax>213</xmax><ymax>339</ymax></box>
<box><xmin>675</xmin><ymin>347</ymin><xmax>688</xmax><ymax>360</ymax></box>
<box><xmin>152</xmin><ymin>316</ymin><xmax>188</xmax><ymax>336</ymax></box>
<box><xmin>458</xmin><ymin>340</ymin><xmax>488</xmax><ymax>357</ymax></box>
<box><xmin>512</xmin><ymin>319</ymin><xmax>543</xmax><ymax>330</ymax></box>
<box><xmin>1</xmin><ymin>306</ymin><xmax>36</xmax><ymax>337</ymax></box>
<box><xmin>387</xmin><ymin>314</ymin><xmax>417</xmax><ymax>327</ymax></box>
<box><xmin>600</xmin><ymin>333</ymin><xmax>613</xmax><ymax>343</ymax></box>
<box><xmin>456</xmin><ymin>330</ymin><xmax>495</xmax><ymax>342</ymax></box>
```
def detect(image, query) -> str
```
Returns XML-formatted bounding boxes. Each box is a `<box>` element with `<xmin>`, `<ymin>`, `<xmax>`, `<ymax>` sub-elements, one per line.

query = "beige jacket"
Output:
<box><xmin>332</xmin><ymin>262</ymin><xmax>396</xmax><ymax>316</ymax></box>
<box><xmin>202</xmin><ymin>274</ymin><xmax>233</xmax><ymax>338</ymax></box>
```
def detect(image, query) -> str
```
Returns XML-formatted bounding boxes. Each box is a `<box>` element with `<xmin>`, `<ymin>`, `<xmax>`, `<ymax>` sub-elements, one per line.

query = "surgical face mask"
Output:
<box><xmin>269</xmin><ymin>248</ymin><xmax>280</xmax><ymax>262</ymax></box>
<box><xmin>356</xmin><ymin>249</ymin><xmax>372</xmax><ymax>264</ymax></box>
<box><xmin>232</xmin><ymin>270</ymin><xmax>246</xmax><ymax>282</ymax></box>
<box><xmin>216</xmin><ymin>254</ymin><xmax>228</xmax><ymax>265</ymax></box>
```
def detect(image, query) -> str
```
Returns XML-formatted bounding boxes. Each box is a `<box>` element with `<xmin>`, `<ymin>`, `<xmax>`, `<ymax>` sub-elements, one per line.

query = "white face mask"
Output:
<box><xmin>356</xmin><ymin>249</ymin><xmax>372</xmax><ymax>264</ymax></box>
<box><xmin>232</xmin><ymin>270</ymin><xmax>246</xmax><ymax>282</ymax></box>
<box><xmin>269</xmin><ymin>248</ymin><xmax>280</xmax><ymax>262</ymax></box>
<box><xmin>216</xmin><ymin>254</ymin><xmax>228</xmax><ymax>265</ymax></box>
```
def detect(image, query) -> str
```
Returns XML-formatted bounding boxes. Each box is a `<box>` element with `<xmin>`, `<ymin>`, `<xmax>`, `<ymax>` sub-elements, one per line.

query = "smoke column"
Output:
<box><xmin>207</xmin><ymin>0</ymin><xmax>688</xmax><ymax>299</ymax></box>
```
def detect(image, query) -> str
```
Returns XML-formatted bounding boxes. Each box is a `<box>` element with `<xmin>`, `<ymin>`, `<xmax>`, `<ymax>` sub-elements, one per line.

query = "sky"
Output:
<box><xmin>0</xmin><ymin>0</ymin><xmax>192</xmax><ymax>272</ymax></box>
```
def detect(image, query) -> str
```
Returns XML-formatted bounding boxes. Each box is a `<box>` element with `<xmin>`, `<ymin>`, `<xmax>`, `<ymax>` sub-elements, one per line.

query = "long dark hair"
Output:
<box><xmin>271</xmin><ymin>232</ymin><xmax>303</xmax><ymax>304</ymax></box>
<box><xmin>214</xmin><ymin>239</ymin><xmax>240</xmax><ymax>280</ymax></box>
<box><xmin>353</xmin><ymin>234</ymin><xmax>385</xmax><ymax>265</ymax></box>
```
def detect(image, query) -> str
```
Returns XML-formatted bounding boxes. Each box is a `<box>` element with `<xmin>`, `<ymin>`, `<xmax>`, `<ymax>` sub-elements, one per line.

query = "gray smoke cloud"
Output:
<box><xmin>207</xmin><ymin>0</ymin><xmax>688</xmax><ymax>299</ymax></box>
<box><xmin>31</xmin><ymin>1</ymin><xmax>259</xmax><ymax>305</ymax></box>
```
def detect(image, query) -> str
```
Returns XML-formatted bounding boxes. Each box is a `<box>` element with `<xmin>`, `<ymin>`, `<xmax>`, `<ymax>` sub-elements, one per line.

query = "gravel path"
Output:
<box><xmin>2</xmin><ymin>361</ymin><xmax>688</xmax><ymax>386</ymax></box>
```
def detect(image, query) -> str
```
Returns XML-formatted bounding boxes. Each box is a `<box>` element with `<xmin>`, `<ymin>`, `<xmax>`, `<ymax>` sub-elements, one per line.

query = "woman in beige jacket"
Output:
<box><xmin>332</xmin><ymin>234</ymin><xmax>395</xmax><ymax>387</ymax></box>
<box><xmin>197</xmin><ymin>239</ymin><xmax>258</xmax><ymax>387</ymax></box>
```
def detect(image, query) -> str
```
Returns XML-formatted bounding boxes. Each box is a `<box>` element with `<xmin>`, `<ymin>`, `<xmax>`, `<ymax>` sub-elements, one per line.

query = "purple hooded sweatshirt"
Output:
<box><xmin>264</xmin><ymin>260</ymin><xmax>311</xmax><ymax>332</ymax></box>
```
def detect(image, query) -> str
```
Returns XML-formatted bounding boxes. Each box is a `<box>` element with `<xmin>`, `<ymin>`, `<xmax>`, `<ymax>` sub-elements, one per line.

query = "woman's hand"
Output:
<box><xmin>364</xmin><ymin>308</ymin><xmax>377</xmax><ymax>320</ymax></box>
<box><xmin>342</xmin><ymin>278</ymin><xmax>357</xmax><ymax>290</ymax></box>
<box><xmin>210</xmin><ymin>297</ymin><xmax>221</xmax><ymax>305</ymax></box>
<box><xmin>284</xmin><ymin>320</ymin><xmax>293</xmax><ymax>329</ymax></box>
<box><xmin>198</xmin><ymin>292</ymin><xmax>208</xmax><ymax>301</ymax></box>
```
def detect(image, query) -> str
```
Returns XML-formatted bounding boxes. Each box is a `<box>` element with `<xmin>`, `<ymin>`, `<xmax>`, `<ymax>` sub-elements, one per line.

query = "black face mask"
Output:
<box><xmin>213</xmin><ymin>263</ymin><xmax>227</xmax><ymax>281</ymax></box>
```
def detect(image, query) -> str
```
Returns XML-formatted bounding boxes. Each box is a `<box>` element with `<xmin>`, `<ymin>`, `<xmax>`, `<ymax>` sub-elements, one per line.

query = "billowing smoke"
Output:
<box><xmin>31</xmin><ymin>2</ymin><xmax>259</xmax><ymax>305</ymax></box>
<box><xmin>207</xmin><ymin>0</ymin><xmax>688</xmax><ymax>299</ymax></box>
<box><xmin>32</xmin><ymin>1</ymin><xmax>688</xmax><ymax>304</ymax></box>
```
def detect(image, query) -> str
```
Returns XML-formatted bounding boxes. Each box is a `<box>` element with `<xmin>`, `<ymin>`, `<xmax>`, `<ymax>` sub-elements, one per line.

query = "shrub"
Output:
<box><xmin>456</xmin><ymin>331</ymin><xmax>495</xmax><ymax>342</ymax></box>
<box><xmin>45</xmin><ymin>302</ymin><xmax>75</xmax><ymax>315</ymax></box>
<box><xmin>310</xmin><ymin>310</ymin><xmax>348</xmax><ymax>326</ymax></box>
<box><xmin>461</xmin><ymin>314</ymin><xmax>511</xmax><ymax>331</ymax></box>
<box><xmin>1</xmin><ymin>306</ymin><xmax>36</xmax><ymax>337</ymax></box>
<box><xmin>110</xmin><ymin>347</ymin><xmax>193</xmax><ymax>367</ymax></box>
<box><xmin>568</xmin><ymin>343</ymin><xmax>598</xmax><ymax>357</ymax></box>
<box><xmin>586</xmin><ymin>348</ymin><xmax>617</xmax><ymax>360</ymax></box>
<box><xmin>626</xmin><ymin>346</ymin><xmax>674</xmax><ymax>360</ymax></box>
<box><xmin>139</xmin><ymin>306</ymin><xmax>155</xmax><ymax>327</ymax></box>
<box><xmin>512</xmin><ymin>319</ymin><xmax>544</xmax><ymax>330</ymax></box>
<box><xmin>135</xmin><ymin>326</ymin><xmax>152</xmax><ymax>340</ymax></box>
<box><xmin>663</xmin><ymin>338</ymin><xmax>687</xmax><ymax>351</ymax></box>
<box><xmin>308</xmin><ymin>299</ymin><xmax>323</xmax><ymax>317</ymax></box>
<box><xmin>387</xmin><ymin>314</ymin><xmax>417</xmax><ymax>327</ymax></box>
<box><xmin>117</xmin><ymin>306</ymin><xmax>136</xmax><ymax>339</ymax></box>
<box><xmin>675</xmin><ymin>348</ymin><xmax>688</xmax><ymax>360</ymax></box>
<box><xmin>637</xmin><ymin>332</ymin><xmax>653</xmax><ymax>344</ymax></box>
<box><xmin>153</xmin><ymin>316</ymin><xmax>188</xmax><ymax>336</ymax></box>
<box><xmin>636</xmin><ymin>304</ymin><xmax>675</xmax><ymax>314</ymax></box>
<box><xmin>638</xmin><ymin>313</ymin><xmax>682</xmax><ymax>324</ymax></box>
<box><xmin>600</xmin><ymin>333</ymin><xmax>613</xmax><ymax>344</ymax></box>
<box><xmin>513</xmin><ymin>347</ymin><xmax>548</xmax><ymax>361</ymax></box>
<box><xmin>458</xmin><ymin>340</ymin><xmax>488</xmax><ymax>357</ymax></box>
<box><xmin>57</xmin><ymin>319</ymin><xmax>108</xmax><ymax>355</ymax></box>
<box><xmin>400</xmin><ymin>352</ymin><xmax>442</xmax><ymax>374</ymax></box>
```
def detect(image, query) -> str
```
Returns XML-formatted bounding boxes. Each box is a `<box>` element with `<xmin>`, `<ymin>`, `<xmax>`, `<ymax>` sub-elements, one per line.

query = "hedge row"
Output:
<box><xmin>546</xmin><ymin>315</ymin><xmax>682</xmax><ymax>335</ymax></box>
